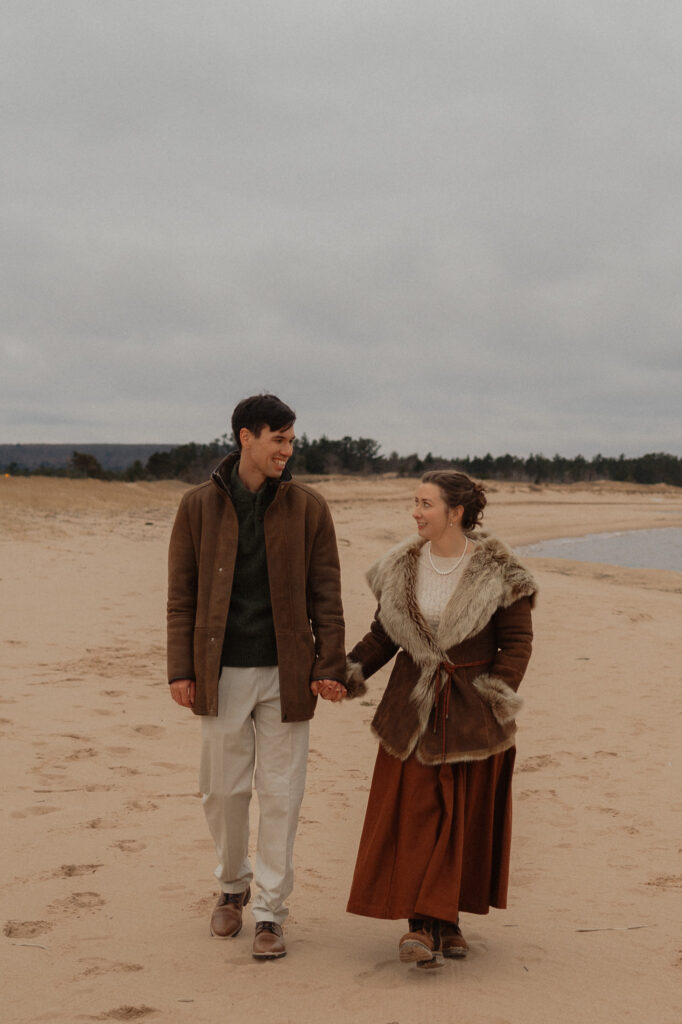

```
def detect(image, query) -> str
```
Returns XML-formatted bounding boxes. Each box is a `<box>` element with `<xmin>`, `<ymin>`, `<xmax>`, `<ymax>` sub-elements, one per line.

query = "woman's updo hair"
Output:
<box><xmin>420</xmin><ymin>471</ymin><xmax>487</xmax><ymax>530</ymax></box>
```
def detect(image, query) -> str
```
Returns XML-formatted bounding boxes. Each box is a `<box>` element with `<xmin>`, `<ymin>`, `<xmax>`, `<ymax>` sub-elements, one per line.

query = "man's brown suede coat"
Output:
<box><xmin>167</xmin><ymin>452</ymin><xmax>345</xmax><ymax>720</ymax></box>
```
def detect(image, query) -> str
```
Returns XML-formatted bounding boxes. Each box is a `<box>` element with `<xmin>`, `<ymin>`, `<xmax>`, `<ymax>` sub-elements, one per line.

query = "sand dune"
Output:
<box><xmin>1</xmin><ymin>476</ymin><xmax>681</xmax><ymax>1023</ymax></box>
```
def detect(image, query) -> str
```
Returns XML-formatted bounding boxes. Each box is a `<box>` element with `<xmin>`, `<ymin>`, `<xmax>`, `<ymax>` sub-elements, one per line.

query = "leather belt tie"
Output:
<box><xmin>432</xmin><ymin>658</ymin><xmax>490</xmax><ymax>760</ymax></box>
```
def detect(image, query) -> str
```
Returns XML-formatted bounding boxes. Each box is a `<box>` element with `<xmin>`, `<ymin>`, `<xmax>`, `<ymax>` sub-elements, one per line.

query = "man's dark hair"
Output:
<box><xmin>231</xmin><ymin>394</ymin><xmax>296</xmax><ymax>449</ymax></box>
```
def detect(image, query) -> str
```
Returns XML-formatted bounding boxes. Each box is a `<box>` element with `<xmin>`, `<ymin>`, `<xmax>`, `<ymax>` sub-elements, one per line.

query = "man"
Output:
<box><xmin>167</xmin><ymin>394</ymin><xmax>346</xmax><ymax>960</ymax></box>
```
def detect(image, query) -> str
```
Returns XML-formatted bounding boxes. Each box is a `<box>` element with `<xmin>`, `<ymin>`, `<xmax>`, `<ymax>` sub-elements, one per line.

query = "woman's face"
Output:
<box><xmin>412</xmin><ymin>483</ymin><xmax>454</xmax><ymax>543</ymax></box>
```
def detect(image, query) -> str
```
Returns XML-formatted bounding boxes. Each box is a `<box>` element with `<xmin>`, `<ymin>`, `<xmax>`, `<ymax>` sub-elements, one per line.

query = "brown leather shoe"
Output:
<box><xmin>209</xmin><ymin>887</ymin><xmax>250</xmax><ymax>938</ymax></box>
<box><xmin>441</xmin><ymin>919</ymin><xmax>468</xmax><ymax>959</ymax></box>
<box><xmin>252</xmin><ymin>921</ymin><xmax>286</xmax><ymax>960</ymax></box>
<box><xmin>398</xmin><ymin>918</ymin><xmax>443</xmax><ymax>968</ymax></box>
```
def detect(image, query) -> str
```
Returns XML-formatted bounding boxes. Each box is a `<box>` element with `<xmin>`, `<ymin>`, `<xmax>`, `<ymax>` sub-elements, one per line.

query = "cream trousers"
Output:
<box><xmin>199</xmin><ymin>665</ymin><xmax>309</xmax><ymax>925</ymax></box>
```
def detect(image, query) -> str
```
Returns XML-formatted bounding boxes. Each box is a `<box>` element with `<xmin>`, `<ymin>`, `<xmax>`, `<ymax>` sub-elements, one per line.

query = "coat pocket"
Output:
<box><xmin>471</xmin><ymin>673</ymin><xmax>524</xmax><ymax>725</ymax></box>
<box><xmin>192</xmin><ymin>626</ymin><xmax>219</xmax><ymax>686</ymax></box>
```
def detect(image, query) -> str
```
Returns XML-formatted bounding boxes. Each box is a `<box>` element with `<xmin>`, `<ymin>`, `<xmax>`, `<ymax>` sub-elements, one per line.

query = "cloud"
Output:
<box><xmin>2</xmin><ymin>1</ymin><xmax>680</xmax><ymax>456</ymax></box>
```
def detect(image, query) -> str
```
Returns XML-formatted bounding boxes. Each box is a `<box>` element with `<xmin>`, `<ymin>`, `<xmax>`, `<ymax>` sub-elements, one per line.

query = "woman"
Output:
<box><xmin>344</xmin><ymin>471</ymin><xmax>536</xmax><ymax>968</ymax></box>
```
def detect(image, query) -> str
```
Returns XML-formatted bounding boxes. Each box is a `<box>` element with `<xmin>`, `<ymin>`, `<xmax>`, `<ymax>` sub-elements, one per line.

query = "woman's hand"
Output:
<box><xmin>311</xmin><ymin>679</ymin><xmax>347</xmax><ymax>702</ymax></box>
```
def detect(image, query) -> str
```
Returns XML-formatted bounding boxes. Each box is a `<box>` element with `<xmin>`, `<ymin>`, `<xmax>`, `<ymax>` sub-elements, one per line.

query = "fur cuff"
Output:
<box><xmin>344</xmin><ymin>658</ymin><xmax>367</xmax><ymax>699</ymax></box>
<box><xmin>471</xmin><ymin>673</ymin><xmax>523</xmax><ymax>725</ymax></box>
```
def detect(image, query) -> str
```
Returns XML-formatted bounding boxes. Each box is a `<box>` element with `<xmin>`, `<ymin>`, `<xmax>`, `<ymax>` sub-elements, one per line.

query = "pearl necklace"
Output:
<box><xmin>427</xmin><ymin>537</ymin><xmax>469</xmax><ymax>575</ymax></box>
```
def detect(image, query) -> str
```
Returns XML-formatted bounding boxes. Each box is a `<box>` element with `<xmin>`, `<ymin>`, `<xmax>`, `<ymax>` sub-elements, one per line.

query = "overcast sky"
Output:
<box><xmin>2</xmin><ymin>1</ymin><xmax>681</xmax><ymax>458</ymax></box>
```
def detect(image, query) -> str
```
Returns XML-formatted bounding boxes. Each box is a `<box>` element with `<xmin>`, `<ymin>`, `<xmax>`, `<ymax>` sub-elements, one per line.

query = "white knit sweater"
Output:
<box><xmin>415</xmin><ymin>544</ymin><xmax>474</xmax><ymax>630</ymax></box>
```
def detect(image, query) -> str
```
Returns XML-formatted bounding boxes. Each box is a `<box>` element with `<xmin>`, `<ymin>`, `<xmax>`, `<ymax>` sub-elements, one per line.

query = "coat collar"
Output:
<box><xmin>367</xmin><ymin>532</ymin><xmax>536</xmax><ymax>662</ymax></box>
<box><xmin>211</xmin><ymin>450</ymin><xmax>292</xmax><ymax>497</ymax></box>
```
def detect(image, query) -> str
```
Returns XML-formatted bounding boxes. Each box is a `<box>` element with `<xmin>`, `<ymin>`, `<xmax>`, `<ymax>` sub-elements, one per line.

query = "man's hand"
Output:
<box><xmin>170</xmin><ymin>679</ymin><xmax>195</xmax><ymax>708</ymax></box>
<box><xmin>311</xmin><ymin>678</ymin><xmax>347</xmax><ymax>702</ymax></box>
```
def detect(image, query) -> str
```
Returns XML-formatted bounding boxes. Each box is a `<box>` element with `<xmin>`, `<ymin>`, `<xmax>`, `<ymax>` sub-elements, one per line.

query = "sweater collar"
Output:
<box><xmin>211</xmin><ymin>450</ymin><xmax>293</xmax><ymax>497</ymax></box>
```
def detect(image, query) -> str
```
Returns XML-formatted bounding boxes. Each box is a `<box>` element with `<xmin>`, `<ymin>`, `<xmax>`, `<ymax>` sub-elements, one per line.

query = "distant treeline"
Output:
<box><xmin>0</xmin><ymin>442</ymin><xmax>173</xmax><ymax>472</ymax></box>
<box><xmin>290</xmin><ymin>441</ymin><xmax>682</xmax><ymax>486</ymax></box>
<box><xmin>3</xmin><ymin>436</ymin><xmax>681</xmax><ymax>487</ymax></box>
<box><xmin>2</xmin><ymin>437</ymin><xmax>234</xmax><ymax>484</ymax></box>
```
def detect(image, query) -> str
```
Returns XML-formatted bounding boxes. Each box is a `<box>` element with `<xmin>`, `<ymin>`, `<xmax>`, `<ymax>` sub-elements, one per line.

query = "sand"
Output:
<box><xmin>1</xmin><ymin>475</ymin><xmax>681</xmax><ymax>1024</ymax></box>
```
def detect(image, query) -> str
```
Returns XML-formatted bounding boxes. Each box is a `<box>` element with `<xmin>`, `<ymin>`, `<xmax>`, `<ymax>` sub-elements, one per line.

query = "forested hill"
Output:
<box><xmin>2</xmin><ymin>440</ymin><xmax>681</xmax><ymax>487</ymax></box>
<box><xmin>0</xmin><ymin>443</ymin><xmax>174</xmax><ymax>471</ymax></box>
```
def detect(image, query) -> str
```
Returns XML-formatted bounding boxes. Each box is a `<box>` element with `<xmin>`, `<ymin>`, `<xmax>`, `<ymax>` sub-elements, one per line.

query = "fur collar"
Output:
<box><xmin>367</xmin><ymin>531</ymin><xmax>536</xmax><ymax>664</ymax></box>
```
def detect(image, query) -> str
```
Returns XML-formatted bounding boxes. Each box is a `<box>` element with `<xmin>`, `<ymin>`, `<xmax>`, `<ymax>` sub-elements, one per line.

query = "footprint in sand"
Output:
<box><xmin>131</xmin><ymin>725</ymin><xmax>164</xmax><ymax>738</ymax></box>
<box><xmin>49</xmin><ymin>892</ymin><xmax>105</xmax><ymax>915</ymax></box>
<box><xmin>30</xmin><ymin>770</ymin><xmax>70</xmax><ymax>784</ymax></box>
<box><xmin>111</xmin><ymin>839</ymin><xmax>146</xmax><ymax>853</ymax></box>
<box><xmin>4</xmin><ymin>920</ymin><xmax>53</xmax><ymax>938</ymax></box>
<box><xmin>517</xmin><ymin>754</ymin><xmax>559</xmax><ymax>772</ymax></box>
<box><xmin>52</xmin><ymin>864</ymin><xmax>103</xmax><ymax>878</ymax></box>
<box><xmin>85</xmin><ymin>817</ymin><xmax>118</xmax><ymax>830</ymax></box>
<box><xmin>93</xmin><ymin>1007</ymin><xmax>157</xmax><ymax>1021</ymax></box>
<box><xmin>626</xmin><ymin>611</ymin><xmax>653</xmax><ymax>623</ymax></box>
<box><xmin>66</xmin><ymin>747</ymin><xmax>98</xmax><ymax>761</ymax></box>
<box><xmin>11</xmin><ymin>805</ymin><xmax>59</xmax><ymax>819</ymax></box>
<box><xmin>125</xmin><ymin>799</ymin><xmax>159</xmax><ymax>812</ymax></box>
<box><xmin>518</xmin><ymin>788</ymin><xmax>559</xmax><ymax>800</ymax></box>
<box><xmin>79</xmin><ymin>958</ymin><xmax>144</xmax><ymax>977</ymax></box>
<box><xmin>646</xmin><ymin>874</ymin><xmax>682</xmax><ymax>889</ymax></box>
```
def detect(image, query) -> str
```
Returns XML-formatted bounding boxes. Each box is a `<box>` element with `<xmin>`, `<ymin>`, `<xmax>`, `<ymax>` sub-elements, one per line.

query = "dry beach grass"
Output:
<box><xmin>1</xmin><ymin>475</ymin><xmax>681</xmax><ymax>1023</ymax></box>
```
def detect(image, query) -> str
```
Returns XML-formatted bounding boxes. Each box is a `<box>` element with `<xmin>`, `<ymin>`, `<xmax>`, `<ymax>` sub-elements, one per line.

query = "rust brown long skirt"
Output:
<box><xmin>346</xmin><ymin>744</ymin><xmax>515</xmax><ymax>921</ymax></box>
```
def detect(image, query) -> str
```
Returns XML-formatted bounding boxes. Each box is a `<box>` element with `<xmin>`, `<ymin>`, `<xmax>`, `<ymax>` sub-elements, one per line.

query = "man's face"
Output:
<box><xmin>240</xmin><ymin>423</ymin><xmax>295</xmax><ymax>484</ymax></box>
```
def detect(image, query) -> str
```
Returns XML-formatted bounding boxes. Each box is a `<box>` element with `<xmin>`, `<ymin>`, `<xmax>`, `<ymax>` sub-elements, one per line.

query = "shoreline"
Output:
<box><xmin>516</xmin><ymin>525</ymin><xmax>682</xmax><ymax>576</ymax></box>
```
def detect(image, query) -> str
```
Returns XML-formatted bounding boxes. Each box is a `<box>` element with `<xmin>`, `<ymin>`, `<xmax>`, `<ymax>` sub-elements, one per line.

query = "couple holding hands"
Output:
<box><xmin>168</xmin><ymin>394</ymin><xmax>535</xmax><ymax>967</ymax></box>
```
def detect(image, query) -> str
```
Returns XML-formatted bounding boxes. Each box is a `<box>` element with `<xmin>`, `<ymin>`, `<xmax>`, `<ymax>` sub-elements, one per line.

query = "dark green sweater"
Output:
<box><xmin>221</xmin><ymin>464</ymin><xmax>278</xmax><ymax>667</ymax></box>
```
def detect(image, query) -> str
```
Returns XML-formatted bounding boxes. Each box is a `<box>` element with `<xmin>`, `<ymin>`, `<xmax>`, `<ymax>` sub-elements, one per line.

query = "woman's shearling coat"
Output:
<box><xmin>345</xmin><ymin>532</ymin><xmax>537</xmax><ymax>765</ymax></box>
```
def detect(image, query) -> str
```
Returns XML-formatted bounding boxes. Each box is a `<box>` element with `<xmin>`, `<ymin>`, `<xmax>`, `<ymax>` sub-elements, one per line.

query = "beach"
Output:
<box><xmin>1</xmin><ymin>475</ymin><xmax>681</xmax><ymax>1024</ymax></box>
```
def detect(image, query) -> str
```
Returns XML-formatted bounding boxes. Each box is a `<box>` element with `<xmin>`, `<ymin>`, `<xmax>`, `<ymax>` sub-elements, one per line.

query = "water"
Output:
<box><xmin>516</xmin><ymin>527</ymin><xmax>682</xmax><ymax>573</ymax></box>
